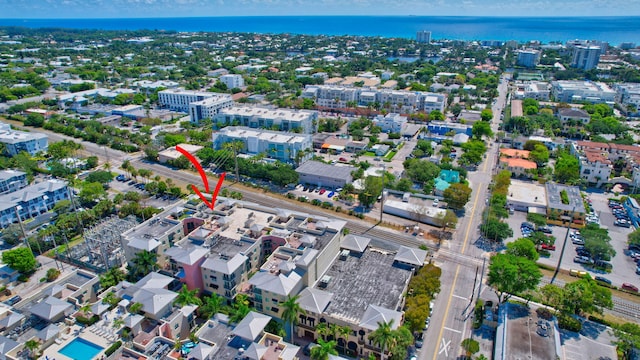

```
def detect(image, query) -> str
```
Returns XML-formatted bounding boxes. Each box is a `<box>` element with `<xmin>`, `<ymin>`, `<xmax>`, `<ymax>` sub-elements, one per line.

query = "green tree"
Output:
<box><xmin>562</xmin><ymin>277</ymin><xmax>613</xmax><ymax>315</ymax></box>
<box><xmin>529</xmin><ymin>144</ymin><xmax>549</xmax><ymax>166</ymax></box>
<box><xmin>472</xmin><ymin>121</ymin><xmax>494</xmax><ymax>139</ymax></box>
<box><xmin>229</xmin><ymin>294</ymin><xmax>252</xmax><ymax>323</ymax></box>
<box><xmin>443</xmin><ymin>183</ymin><xmax>472</xmax><ymax>210</ymax></box>
<box><xmin>199</xmin><ymin>294</ymin><xmax>224</xmax><ymax>319</ymax></box>
<box><xmin>2</xmin><ymin>247</ymin><xmax>36</xmax><ymax>274</ymax></box>
<box><xmin>461</xmin><ymin>338</ymin><xmax>480</xmax><ymax>357</ymax></box>
<box><xmin>403</xmin><ymin>158</ymin><xmax>441</xmax><ymax>183</ymax></box>
<box><xmin>612</xmin><ymin>322</ymin><xmax>640</xmax><ymax>359</ymax></box>
<box><xmin>487</xmin><ymin>253</ymin><xmax>542</xmax><ymax>303</ymax></box>
<box><xmin>129</xmin><ymin>250</ymin><xmax>158</xmax><ymax>281</ymax></box>
<box><xmin>24</xmin><ymin>113</ymin><xmax>45</xmax><ymax>127</ymax></box>
<box><xmin>428</xmin><ymin>110</ymin><xmax>445</xmax><ymax>121</ymax></box>
<box><xmin>174</xmin><ymin>284</ymin><xmax>203</xmax><ymax>307</ymax></box>
<box><xmin>129</xmin><ymin>302</ymin><xmax>143</xmax><ymax>314</ymax></box>
<box><xmin>505</xmin><ymin>238</ymin><xmax>539</xmax><ymax>261</ymax></box>
<box><xmin>79</xmin><ymin>181</ymin><xmax>107</xmax><ymax>204</ymax></box>
<box><xmin>480</xmin><ymin>109</ymin><xmax>493</xmax><ymax>121</ymax></box>
<box><xmin>25</xmin><ymin>339</ymin><xmax>40</xmax><ymax>359</ymax></box>
<box><xmin>85</xmin><ymin>170</ymin><xmax>114</xmax><ymax>185</ymax></box>
<box><xmin>99</xmin><ymin>267</ymin><xmax>127</xmax><ymax>289</ymax></box>
<box><xmin>481</xmin><ymin>218</ymin><xmax>513</xmax><ymax>242</ymax></box>
<box><xmin>554</xmin><ymin>151</ymin><xmax>580</xmax><ymax>184</ymax></box>
<box><xmin>540</xmin><ymin>284</ymin><xmax>564</xmax><ymax>313</ymax></box>
<box><xmin>310</xmin><ymin>339</ymin><xmax>338</xmax><ymax>360</ymax></box>
<box><xmin>46</xmin><ymin>268</ymin><xmax>61</xmax><ymax>282</ymax></box>
<box><xmin>368</xmin><ymin>319</ymin><xmax>395</xmax><ymax>360</ymax></box>
<box><xmin>359</xmin><ymin>175</ymin><xmax>383</xmax><ymax>209</ymax></box>
<box><xmin>281</xmin><ymin>294</ymin><xmax>304</xmax><ymax>343</ymax></box>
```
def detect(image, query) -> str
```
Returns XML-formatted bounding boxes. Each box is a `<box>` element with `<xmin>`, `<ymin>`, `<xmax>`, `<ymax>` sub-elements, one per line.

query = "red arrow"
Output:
<box><xmin>175</xmin><ymin>145</ymin><xmax>226</xmax><ymax>210</ymax></box>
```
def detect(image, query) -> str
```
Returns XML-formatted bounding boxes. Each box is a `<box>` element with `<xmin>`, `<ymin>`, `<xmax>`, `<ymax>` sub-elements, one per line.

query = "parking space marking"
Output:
<box><xmin>443</xmin><ymin>327</ymin><xmax>461</xmax><ymax>334</ymax></box>
<box><xmin>452</xmin><ymin>294</ymin><xmax>467</xmax><ymax>301</ymax></box>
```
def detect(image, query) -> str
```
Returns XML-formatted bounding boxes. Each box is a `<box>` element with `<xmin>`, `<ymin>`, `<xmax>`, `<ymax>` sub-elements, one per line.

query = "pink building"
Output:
<box><xmin>166</xmin><ymin>246</ymin><xmax>208</xmax><ymax>293</ymax></box>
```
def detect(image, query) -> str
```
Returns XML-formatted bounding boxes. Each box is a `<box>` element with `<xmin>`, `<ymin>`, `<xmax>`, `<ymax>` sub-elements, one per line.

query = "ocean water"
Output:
<box><xmin>0</xmin><ymin>16</ymin><xmax>639</xmax><ymax>45</ymax></box>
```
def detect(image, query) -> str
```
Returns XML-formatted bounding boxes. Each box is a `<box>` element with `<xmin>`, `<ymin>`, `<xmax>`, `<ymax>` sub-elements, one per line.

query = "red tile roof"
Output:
<box><xmin>500</xmin><ymin>157</ymin><xmax>537</xmax><ymax>170</ymax></box>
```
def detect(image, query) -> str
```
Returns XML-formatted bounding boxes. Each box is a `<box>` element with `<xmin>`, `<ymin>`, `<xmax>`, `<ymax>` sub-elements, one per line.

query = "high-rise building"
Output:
<box><xmin>571</xmin><ymin>46</ymin><xmax>601</xmax><ymax>70</ymax></box>
<box><xmin>416</xmin><ymin>30</ymin><xmax>431</xmax><ymax>44</ymax></box>
<box><xmin>516</xmin><ymin>49</ymin><xmax>541</xmax><ymax>68</ymax></box>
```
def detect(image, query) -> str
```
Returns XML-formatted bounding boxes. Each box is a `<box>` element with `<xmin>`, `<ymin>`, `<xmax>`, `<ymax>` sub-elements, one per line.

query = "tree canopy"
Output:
<box><xmin>2</xmin><ymin>247</ymin><xmax>37</xmax><ymax>274</ymax></box>
<box><xmin>487</xmin><ymin>253</ymin><xmax>542</xmax><ymax>303</ymax></box>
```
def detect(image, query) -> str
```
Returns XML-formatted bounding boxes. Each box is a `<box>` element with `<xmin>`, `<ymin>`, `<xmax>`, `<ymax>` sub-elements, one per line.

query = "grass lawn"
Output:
<box><xmin>363</xmin><ymin>151</ymin><xmax>376</xmax><ymax>157</ymax></box>
<box><xmin>383</xmin><ymin>150</ymin><xmax>397</xmax><ymax>160</ymax></box>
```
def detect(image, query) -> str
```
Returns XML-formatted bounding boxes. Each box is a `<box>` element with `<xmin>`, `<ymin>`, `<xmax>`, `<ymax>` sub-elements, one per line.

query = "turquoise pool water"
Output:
<box><xmin>59</xmin><ymin>338</ymin><xmax>104</xmax><ymax>360</ymax></box>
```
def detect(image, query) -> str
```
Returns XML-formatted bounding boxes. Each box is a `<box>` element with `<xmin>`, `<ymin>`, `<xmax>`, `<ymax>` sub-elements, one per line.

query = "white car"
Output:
<box><xmin>433</xmin><ymin>199</ymin><xmax>439</xmax><ymax>207</ymax></box>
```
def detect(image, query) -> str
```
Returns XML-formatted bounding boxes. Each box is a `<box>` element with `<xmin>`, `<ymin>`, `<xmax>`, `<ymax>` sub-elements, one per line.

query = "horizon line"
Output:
<box><xmin>2</xmin><ymin>15</ymin><xmax>640</xmax><ymax>20</ymax></box>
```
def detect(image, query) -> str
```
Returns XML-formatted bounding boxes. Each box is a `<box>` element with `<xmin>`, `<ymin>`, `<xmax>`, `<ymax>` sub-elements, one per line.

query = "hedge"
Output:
<box><xmin>76</xmin><ymin>314</ymin><xmax>99</xmax><ymax>326</ymax></box>
<box><xmin>558</xmin><ymin>315</ymin><xmax>582</xmax><ymax>332</ymax></box>
<box><xmin>105</xmin><ymin>341</ymin><xmax>122</xmax><ymax>356</ymax></box>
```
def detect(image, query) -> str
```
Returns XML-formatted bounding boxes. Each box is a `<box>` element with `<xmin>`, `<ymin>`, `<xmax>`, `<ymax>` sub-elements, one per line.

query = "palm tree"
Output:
<box><xmin>129</xmin><ymin>302</ymin><xmax>143</xmax><ymax>314</ymax></box>
<box><xmin>229</xmin><ymin>294</ymin><xmax>251</xmax><ymax>324</ymax></box>
<box><xmin>113</xmin><ymin>318</ymin><xmax>125</xmax><ymax>329</ymax></box>
<box><xmin>316</xmin><ymin>323</ymin><xmax>330</xmax><ymax>341</ymax></box>
<box><xmin>337</xmin><ymin>325</ymin><xmax>351</xmax><ymax>352</ymax></box>
<box><xmin>281</xmin><ymin>294</ymin><xmax>304</xmax><ymax>343</ymax></box>
<box><xmin>80</xmin><ymin>303</ymin><xmax>92</xmax><ymax>317</ymax></box>
<box><xmin>199</xmin><ymin>294</ymin><xmax>224</xmax><ymax>319</ymax></box>
<box><xmin>25</xmin><ymin>339</ymin><xmax>39</xmax><ymax>359</ymax></box>
<box><xmin>129</xmin><ymin>250</ymin><xmax>158</xmax><ymax>281</ymax></box>
<box><xmin>310</xmin><ymin>339</ymin><xmax>338</xmax><ymax>360</ymax></box>
<box><xmin>174</xmin><ymin>284</ymin><xmax>203</xmax><ymax>307</ymax></box>
<box><xmin>368</xmin><ymin>319</ymin><xmax>395</xmax><ymax>360</ymax></box>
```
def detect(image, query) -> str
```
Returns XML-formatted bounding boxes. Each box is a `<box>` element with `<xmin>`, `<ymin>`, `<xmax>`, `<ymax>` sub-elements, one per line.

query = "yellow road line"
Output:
<box><xmin>432</xmin><ymin>169</ymin><xmax>484</xmax><ymax>358</ymax></box>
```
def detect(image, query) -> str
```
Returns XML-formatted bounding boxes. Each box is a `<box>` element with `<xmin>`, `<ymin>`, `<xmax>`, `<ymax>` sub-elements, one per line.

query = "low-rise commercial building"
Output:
<box><xmin>427</xmin><ymin>121</ymin><xmax>473</xmax><ymax>136</ymax></box>
<box><xmin>383</xmin><ymin>199</ymin><xmax>447</xmax><ymax>226</ymax></box>
<box><xmin>506</xmin><ymin>180</ymin><xmax>548</xmax><ymax>213</ymax></box>
<box><xmin>296</xmin><ymin>161</ymin><xmax>355</xmax><ymax>189</ymax></box>
<box><xmin>545</xmin><ymin>182</ymin><xmax>586</xmax><ymax>226</ymax></box>
<box><xmin>158</xmin><ymin>144</ymin><xmax>203</xmax><ymax>164</ymax></box>
<box><xmin>189</xmin><ymin>94</ymin><xmax>234</xmax><ymax>124</ymax></box>
<box><xmin>158</xmin><ymin>88</ymin><xmax>221</xmax><ymax>113</ymax></box>
<box><xmin>373</xmin><ymin>113</ymin><xmax>407</xmax><ymax>133</ymax></box>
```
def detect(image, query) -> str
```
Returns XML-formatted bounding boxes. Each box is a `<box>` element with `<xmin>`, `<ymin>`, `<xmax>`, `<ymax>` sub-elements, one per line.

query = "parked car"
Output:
<box><xmin>521</xmin><ymin>222</ymin><xmax>535</xmax><ymax>230</ymax></box>
<box><xmin>327</xmin><ymin>191</ymin><xmax>335</xmax><ymax>198</ymax></box>
<box><xmin>4</xmin><ymin>295</ymin><xmax>21</xmax><ymax>306</ymax></box>
<box><xmin>574</xmin><ymin>256</ymin><xmax>594</xmax><ymax>264</ymax></box>
<box><xmin>615</xmin><ymin>219</ymin><xmax>631</xmax><ymax>228</ymax></box>
<box><xmin>572</xmin><ymin>239</ymin><xmax>585</xmax><ymax>245</ymax></box>
<box><xmin>541</xmin><ymin>244</ymin><xmax>556</xmax><ymax>251</ymax></box>
<box><xmin>538</xmin><ymin>226</ymin><xmax>552</xmax><ymax>234</ymax></box>
<box><xmin>622</xmin><ymin>283</ymin><xmax>639</xmax><ymax>293</ymax></box>
<box><xmin>319</xmin><ymin>189</ymin><xmax>326</xmax><ymax>195</ymax></box>
<box><xmin>433</xmin><ymin>199</ymin><xmax>439</xmax><ymax>207</ymax></box>
<box><xmin>594</xmin><ymin>276</ymin><xmax>612</xmax><ymax>286</ymax></box>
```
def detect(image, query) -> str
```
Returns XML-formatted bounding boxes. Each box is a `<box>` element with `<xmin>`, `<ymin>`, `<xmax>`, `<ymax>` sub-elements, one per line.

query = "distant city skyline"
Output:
<box><xmin>0</xmin><ymin>0</ymin><xmax>639</xmax><ymax>18</ymax></box>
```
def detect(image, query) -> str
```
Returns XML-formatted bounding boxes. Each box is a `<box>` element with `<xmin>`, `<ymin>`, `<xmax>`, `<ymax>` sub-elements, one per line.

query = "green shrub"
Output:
<box><xmin>558</xmin><ymin>315</ymin><xmax>582</xmax><ymax>332</ymax></box>
<box><xmin>76</xmin><ymin>314</ymin><xmax>99</xmax><ymax>326</ymax></box>
<box><xmin>105</xmin><ymin>341</ymin><xmax>122</xmax><ymax>356</ymax></box>
<box><xmin>536</xmin><ymin>307</ymin><xmax>553</xmax><ymax>320</ymax></box>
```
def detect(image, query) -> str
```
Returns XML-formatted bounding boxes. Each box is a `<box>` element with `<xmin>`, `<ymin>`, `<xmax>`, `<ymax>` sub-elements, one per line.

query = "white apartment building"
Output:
<box><xmin>219</xmin><ymin>74</ymin><xmax>245</xmax><ymax>89</ymax></box>
<box><xmin>158</xmin><ymin>88</ymin><xmax>219</xmax><ymax>113</ymax></box>
<box><xmin>569</xmin><ymin>141</ymin><xmax>613</xmax><ymax>186</ymax></box>
<box><xmin>0</xmin><ymin>123</ymin><xmax>48</xmax><ymax>156</ymax></box>
<box><xmin>614</xmin><ymin>83</ymin><xmax>640</xmax><ymax>116</ymax></box>
<box><xmin>303</xmin><ymin>85</ymin><xmax>447</xmax><ymax>113</ymax></box>
<box><xmin>551</xmin><ymin>81</ymin><xmax>616</xmax><ymax>104</ymax></box>
<box><xmin>215</xmin><ymin>106</ymin><xmax>318</xmax><ymax>134</ymax></box>
<box><xmin>212</xmin><ymin>127</ymin><xmax>312</xmax><ymax>164</ymax></box>
<box><xmin>0</xmin><ymin>170</ymin><xmax>27</xmax><ymax>195</ymax></box>
<box><xmin>0</xmin><ymin>179</ymin><xmax>68</xmax><ymax>228</ymax></box>
<box><xmin>571</xmin><ymin>46</ymin><xmax>601</xmax><ymax>70</ymax></box>
<box><xmin>513</xmin><ymin>81</ymin><xmax>551</xmax><ymax>101</ymax></box>
<box><xmin>516</xmin><ymin>49</ymin><xmax>541</xmax><ymax>68</ymax></box>
<box><xmin>373</xmin><ymin>113</ymin><xmax>407</xmax><ymax>133</ymax></box>
<box><xmin>188</xmin><ymin>94</ymin><xmax>234</xmax><ymax>124</ymax></box>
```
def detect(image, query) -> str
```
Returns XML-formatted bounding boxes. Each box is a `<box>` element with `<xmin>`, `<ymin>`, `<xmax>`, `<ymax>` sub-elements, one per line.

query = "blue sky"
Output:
<box><xmin>0</xmin><ymin>0</ymin><xmax>638</xmax><ymax>18</ymax></box>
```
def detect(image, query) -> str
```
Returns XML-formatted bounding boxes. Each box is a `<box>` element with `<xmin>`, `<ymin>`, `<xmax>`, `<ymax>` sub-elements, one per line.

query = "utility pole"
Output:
<box><xmin>14</xmin><ymin>206</ymin><xmax>31</xmax><ymax>252</ymax></box>
<box><xmin>379</xmin><ymin>165</ymin><xmax>386</xmax><ymax>223</ymax></box>
<box><xmin>551</xmin><ymin>206</ymin><xmax>575</xmax><ymax>284</ymax></box>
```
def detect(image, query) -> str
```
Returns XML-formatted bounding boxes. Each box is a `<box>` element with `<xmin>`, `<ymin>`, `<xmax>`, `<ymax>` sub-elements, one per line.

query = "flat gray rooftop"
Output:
<box><xmin>504</xmin><ymin>304</ymin><xmax>557</xmax><ymax>360</ymax></box>
<box><xmin>545</xmin><ymin>182</ymin><xmax>586</xmax><ymax>213</ymax></box>
<box><xmin>197</xmin><ymin>318</ymin><xmax>241</xmax><ymax>360</ymax></box>
<box><xmin>319</xmin><ymin>248</ymin><xmax>411</xmax><ymax>324</ymax></box>
<box><xmin>126</xmin><ymin>218</ymin><xmax>181</xmax><ymax>240</ymax></box>
<box><xmin>210</xmin><ymin>236</ymin><xmax>254</xmax><ymax>258</ymax></box>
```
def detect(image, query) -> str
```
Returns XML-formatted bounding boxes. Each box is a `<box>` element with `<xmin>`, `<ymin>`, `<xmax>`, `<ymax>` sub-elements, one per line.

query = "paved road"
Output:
<box><xmin>423</xmin><ymin>74</ymin><xmax>510</xmax><ymax>360</ymax></box>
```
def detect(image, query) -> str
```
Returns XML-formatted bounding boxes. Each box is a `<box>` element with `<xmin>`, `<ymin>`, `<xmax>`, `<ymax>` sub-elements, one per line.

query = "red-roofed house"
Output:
<box><xmin>499</xmin><ymin>157</ymin><xmax>537</xmax><ymax>178</ymax></box>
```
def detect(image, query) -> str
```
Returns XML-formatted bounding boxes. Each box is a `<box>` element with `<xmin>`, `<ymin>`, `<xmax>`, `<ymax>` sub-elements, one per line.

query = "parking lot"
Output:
<box><xmin>504</xmin><ymin>191</ymin><xmax>638</xmax><ymax>289</ymax></box>
<box><xmin>108</xmin><ymin>175</ymin><xmax>181</xmax><ymax>209</ymax></box>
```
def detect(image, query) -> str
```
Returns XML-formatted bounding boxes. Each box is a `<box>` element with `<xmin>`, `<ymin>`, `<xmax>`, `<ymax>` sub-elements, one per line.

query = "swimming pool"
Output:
<box><xmin>59</xmin><ymin>338</ymin><xmax>104</xmax><ymax>360</ymax></box>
